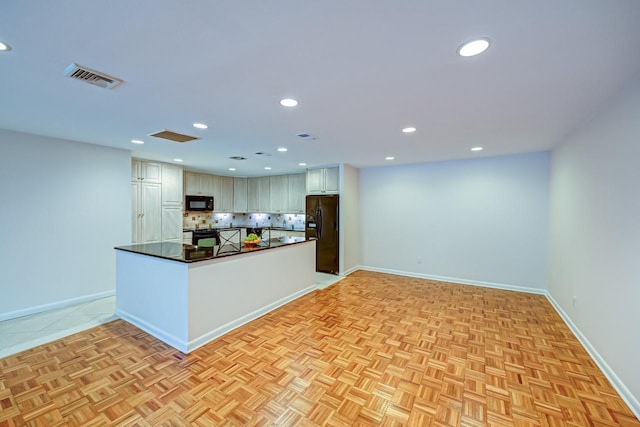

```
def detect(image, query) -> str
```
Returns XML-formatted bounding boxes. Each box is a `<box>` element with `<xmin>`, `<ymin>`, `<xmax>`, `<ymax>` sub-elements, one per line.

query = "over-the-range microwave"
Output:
<box><xmin>185</xmin><ymin>195</ymin><xmax>213</xmax><ymax>211</ymax></box>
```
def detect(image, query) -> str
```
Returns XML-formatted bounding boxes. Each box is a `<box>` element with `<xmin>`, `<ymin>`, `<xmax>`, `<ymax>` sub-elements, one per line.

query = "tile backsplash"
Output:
<box><xmin>183</xmin><ymin>212</ymin><xmax>305</xmax><ymax>230</ymax></box>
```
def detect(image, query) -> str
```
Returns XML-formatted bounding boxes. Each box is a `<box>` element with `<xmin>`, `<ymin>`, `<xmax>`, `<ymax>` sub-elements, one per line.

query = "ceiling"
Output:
<box><xmin>2</xmin><ymin>1</ymin><xmax>640</xmax><ymax>177</ymax></box>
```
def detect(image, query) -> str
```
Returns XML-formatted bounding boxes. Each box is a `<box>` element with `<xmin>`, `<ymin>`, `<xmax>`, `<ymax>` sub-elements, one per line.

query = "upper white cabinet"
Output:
<box><xmin>287</xmin><ymin>173</ymin><xmax>306</xmax><ymax>213</ymax></box>
<box><xmin>161</xmin><ymin>163</ymin><xmax>183</xmax><ymax>206</ymax></box>
<box><xmin>213</xmin><ymin>175</ymin><xmax>234</xmax><ymax>212</ymax></box>
<box><xmin>248</xmin><ymin>177</ymin><xmax>270</xmax><ymax>212</ymax></box>
<box><xmin>269</xmin><ymin>175</ymin><xmax>289</xmax><ymax>213</ymax></box>
<box><xmin>306</xmin><ymin>167</ymin><xmax>339</xmax><ymax>194</ymax></box>
<box><xmin>132</xmin><ymin>159</ymin><xmax>161</xmax><ymax>183</ymax></box>
<box><xmin>233</xmin><ymin>178</ymin><xmax>248</xmax><ymax>213</ymax></box>
<box><xmin>184</xmin><ymin>171</ymin><xmax>214</xmax><ymax>196</ymax></box>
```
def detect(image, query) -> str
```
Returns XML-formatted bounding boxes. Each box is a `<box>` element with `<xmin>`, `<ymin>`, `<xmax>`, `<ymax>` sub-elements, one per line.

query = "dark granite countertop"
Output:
<box><xmin>115</xmin><ymin>236</ymin><xmax>313</xmax><ymax>263</ymax></box>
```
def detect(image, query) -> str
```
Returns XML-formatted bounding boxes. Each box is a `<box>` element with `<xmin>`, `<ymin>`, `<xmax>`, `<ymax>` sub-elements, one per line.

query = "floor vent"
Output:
<box><xmin>63</xmin><ymin>63</ymin><xmax>123</xmax><ymax>89</ymax></box>
<box><xmin>149</xmin><ymin>130</ymin><xmax>200</xmax><ymax>143</ymax></box>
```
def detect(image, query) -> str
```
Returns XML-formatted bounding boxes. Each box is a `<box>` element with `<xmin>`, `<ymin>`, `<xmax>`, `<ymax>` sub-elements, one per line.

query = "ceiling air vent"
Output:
<box><xmin>63</xmin><ymin>63</ymin><xmax>123</xmax><ymax>89</ymax></box>
<box><xmin>149</xmin><ymin>130</ymin><xmax>200</xmax><ymax>143</ymax></box>
<box><xmin>297</xmin><ymin>132</ymin><xmax>316</xmax><ymax>140</ymax></box>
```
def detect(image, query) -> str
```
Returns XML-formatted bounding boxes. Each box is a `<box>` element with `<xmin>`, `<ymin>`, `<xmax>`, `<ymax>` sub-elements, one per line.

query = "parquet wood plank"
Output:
<box><xmin>0</xmin><ymin>271</ymin><xmax>637</xmax><ymax>426</ymax></box>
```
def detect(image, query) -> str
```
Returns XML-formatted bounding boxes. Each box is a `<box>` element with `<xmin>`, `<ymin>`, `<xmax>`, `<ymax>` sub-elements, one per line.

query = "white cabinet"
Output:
<box><xmin>183</xmin><ymin>231</ymin><xmax>193</xmax><ymax>245</ymax></box>
<box><xmin>248</xmin><ymin>177</ymin><xmax>270</xmax><ymax>212</ymax></box>
<box><xmin>161</xmin><ymin>163</ymin><xmax>183</xmax><ymax>206</ymax></box>
<box><xmin>132</xmin><ymin>181</ymin><xmax>162</xmax><ymax>244</ymax></box>
<box><xmin>270</xmin><ymin>175</ymin><xmax>289</xmax><ymax>213</ymax></box>
<box><xmin>213</xmin><ymin>175</ymin><xmax>234</xmax><ymax>212</ymax></box>
<box><xmin>132</xmin><ymin>159</ymin><xmax>161</xmax><ymax>183</ymax></box>
<box><xmin>184</xmin><ymin>171</ymin><xmax>214</xmax><ymax>196</ymax></box>
<box><xmin>161</xmin><ymin>206</ymin><xmax>183</xmax><ymax>243</ymax></box>
<box><xmin>233</xmin><ymin>178</ymin><xmax>248</xmax><ymax>213</ymax></box>
<box><xmin>287</xmin><ymin>173</ymin><xmax>306</xmax><ymax>213</ymax></box>
<box><xmin>307</xmin><ymin>167</ymin><xmax>339</xmax><ymax>194</ymax></box>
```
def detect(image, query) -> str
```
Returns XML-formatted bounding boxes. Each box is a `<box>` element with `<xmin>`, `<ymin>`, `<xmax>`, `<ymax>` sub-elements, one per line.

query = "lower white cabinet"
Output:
<box><xmin>183</xmin><ymin>231</ymin><xmax>193</xmax><ymax>245</ymax></box>
<box><xmin>132</xmin><ymin>181</ymin><xmax>162</xmax><ymax>244</ymax></box>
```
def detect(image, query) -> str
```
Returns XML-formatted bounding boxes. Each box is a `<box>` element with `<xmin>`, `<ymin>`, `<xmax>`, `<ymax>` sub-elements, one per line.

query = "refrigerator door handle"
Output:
<box><xmin>316</xmin><ymin>208</ymin><xmax>322</xmax><ymax>238</ymax></box>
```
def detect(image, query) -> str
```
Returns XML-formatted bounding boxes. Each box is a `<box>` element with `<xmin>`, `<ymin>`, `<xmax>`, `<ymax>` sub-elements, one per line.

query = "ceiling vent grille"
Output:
<box><xmin>63</xmin><ymin>63</ymin><xmax>123</xmax><ymax>89</ymax></box>
<box><xmin>297</xmin><ymin>132</ymin><xmax>316</xmax><ymax>140</ymax></box>
<box><xmin>149</xmin><ymin>130</ymin><xmax>200</xmax><ymax>143</ymax></box>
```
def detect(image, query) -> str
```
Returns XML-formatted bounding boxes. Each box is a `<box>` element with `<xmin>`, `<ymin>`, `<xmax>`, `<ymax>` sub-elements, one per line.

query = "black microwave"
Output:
<box><xmin>185</xmin><ymin>195</ymin><xmax>213</xmax><ymax>211</ymax></box>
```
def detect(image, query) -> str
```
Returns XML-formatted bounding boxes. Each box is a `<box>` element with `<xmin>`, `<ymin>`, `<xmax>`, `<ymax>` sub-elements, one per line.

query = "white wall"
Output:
<box><xmin>359</xmin><ymin>152</ymin><xmax>549</xmax><ymax>289</ymax></box>
<box><xmin>340</xmin><ymin>164</ymin><xmax>361</xmax><ymax>275</ymax></box>
<box><xmin>0</xmin><ymin>129</ymin><xmax>131</xmax><ymax>319</ymax></box>
<box><xmin>548</xmin><ymin>75</ymin><xmax>640</xmax><ymax>408</ymax></box>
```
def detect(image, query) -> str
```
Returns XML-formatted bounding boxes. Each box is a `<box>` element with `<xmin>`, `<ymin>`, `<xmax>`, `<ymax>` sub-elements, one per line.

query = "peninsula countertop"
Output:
<box><xmin>115</xmin><ymin>236</ymin><xmax>312</xmax><ymax>263</ymax></box>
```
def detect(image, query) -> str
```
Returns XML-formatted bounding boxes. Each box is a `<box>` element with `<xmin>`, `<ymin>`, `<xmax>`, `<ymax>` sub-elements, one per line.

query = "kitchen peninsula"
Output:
<box><xmin>114</xmin><ymin>237</ymin><xmax>316</xmax><ymax>353</ymax></box>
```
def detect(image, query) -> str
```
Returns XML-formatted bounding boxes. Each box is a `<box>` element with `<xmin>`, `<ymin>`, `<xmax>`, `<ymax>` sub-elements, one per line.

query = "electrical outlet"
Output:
<box><xmin>572</xmin><ymin>296</ymin><xmax>577</xmax><ymax>307</ymax></box>
<box><xmin>417</xmin><ymin>257</ymin><xmax>423</xmax><ymax>264</ymax></box>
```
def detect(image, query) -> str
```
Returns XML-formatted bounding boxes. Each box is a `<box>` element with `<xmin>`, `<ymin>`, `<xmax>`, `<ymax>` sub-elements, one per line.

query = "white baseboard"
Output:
<box><xmin>359</xmin><ymin>266</ymin><xmax>547</xmax><ymax>295</ymax></box>
<box><xmin>545</xmin><ymin>294</ymin><xmax>640</xmax><ymax>419</ymax></box>
<box><xmin>342</xmin><ymin>265</ymin><xmax>361</xmax><ymax>276</ymax></box>
<box><xmin>116</xmin><ymin>285</ymin><xmax>318</xmax><ymax>354</ymax></box>
<box><xmin>186</xmin><ymin>285</ymin><xmax>317</xmax><ymax>352</ymax></box>
<box><xmin>0</xmin><ymin>290</ymin><xmax>115</xmax><ymax>322</ymax></box>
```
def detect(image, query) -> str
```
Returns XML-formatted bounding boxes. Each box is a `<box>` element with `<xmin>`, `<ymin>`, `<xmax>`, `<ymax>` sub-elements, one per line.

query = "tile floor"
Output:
<box><xmin>0</xmin><ymin>272</ymin><xmax>343</xmax><ymax>359</ymax></box>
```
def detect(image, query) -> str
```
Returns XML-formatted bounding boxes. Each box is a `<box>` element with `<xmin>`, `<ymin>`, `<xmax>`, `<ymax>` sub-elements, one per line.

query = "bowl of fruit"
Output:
<box><xmin>243</xmin><ymin>233</ymin><xmax>261</xmax><ymax>246</ymax></box>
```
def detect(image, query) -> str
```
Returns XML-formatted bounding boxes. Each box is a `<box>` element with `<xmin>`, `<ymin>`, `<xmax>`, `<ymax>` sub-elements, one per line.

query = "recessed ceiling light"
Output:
<box><xmin>193</xmin><ymin>123</ymin><xmax>208</xmax><ymax>129</ymax></box>
<box><xmin>131</xmin><ymin>139</ymin><xmax>144</xmax><ymax>144</ymax></box>
<box><xmin>229</xmin><ymin>167</ymin><xmax>236</xmax><ymax>171</ymax></box>
<box><xmin>0</xmin><ymin>41</ymin><xmax>11</xmax><ymax>51</ymax></box>
<box><xmin>280</xmin><ymin>98</ymin><xmax>298</xmax><ymax>107</ymax></box>
<box><xmin>264</xmin><ymin>167</ymin><xmax>272</xmax><ymax>170</ymax></box>
<box><xmin>277</xmin><ymin>147</ymin><xmax>288</xmax><ymax>152</ymax></box>
<box><xmin>402</xmin><ymin>127</ymin><xmax>416</xmax><ymax>133</ymax></box>
<box><xmin>385</xmin><ymin>156</ymin><xmax>395</xmax><ymax>160</ymax></box>
<box><xmin>471</xmin><ymin>146</ymin><xmax>483</xmax><ymax>151</ymax></box>
<box><xmin>173</xmin><ymin>158</ymin><xmax>183</xmax><ymax>162</ymax></box>
<box><xmin>298</xmin><ymin>162</ymin><xmax>307</xmax><ymax>166</ymax></box>
<box><xmin>458</xmin><ymin>38</ymin><xmax>490</xmax><ymax>57</ymax></box>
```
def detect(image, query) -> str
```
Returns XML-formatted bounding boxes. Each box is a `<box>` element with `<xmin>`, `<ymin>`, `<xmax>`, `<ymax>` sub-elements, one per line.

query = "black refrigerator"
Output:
<box><xmin>305</xmin><ymin>195</ymin><xmax>339</xmax><ymax>274</ymax></box>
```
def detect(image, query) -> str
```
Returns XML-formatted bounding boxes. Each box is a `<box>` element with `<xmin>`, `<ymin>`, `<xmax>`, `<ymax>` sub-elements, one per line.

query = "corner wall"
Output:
<box><xmin>0</xmin><ymin>129</ymin><xmax>131</xmax><ymax>319</ymax></box>
<box><xmin>359</xmin><ymin>152</ymin><xmax>550</xmax><ymax>289</ymax></box>
<box><xmin>340</xmin><ymin>164</ymin><xmax>361</xmax><ymax>274</ymax></box>
<box><xmin>548</xmin><ymin>75</ymin><xmax>640</xmax><ymax>411</ymax></box>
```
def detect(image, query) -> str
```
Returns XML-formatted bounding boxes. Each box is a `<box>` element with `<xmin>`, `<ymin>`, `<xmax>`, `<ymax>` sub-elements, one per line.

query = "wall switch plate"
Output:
<box><xmin>417</xmin><ymin>257</ymin><xmax>423</xmax><ymax>264</ymax></box>
<box><xmin>572</xmin><ymin>296</ymin><xmax>577</xmax><ymax>307</ymax></box>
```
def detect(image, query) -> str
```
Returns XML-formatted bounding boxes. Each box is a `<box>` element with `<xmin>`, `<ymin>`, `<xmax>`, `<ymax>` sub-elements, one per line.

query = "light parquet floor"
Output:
<box><xmin>0</xmin><ymin>270</ymin><xmax>637</xmax><ymax>426</ymax></box>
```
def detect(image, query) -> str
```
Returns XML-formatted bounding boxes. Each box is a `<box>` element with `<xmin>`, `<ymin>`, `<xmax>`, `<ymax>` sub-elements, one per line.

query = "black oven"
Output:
<box><xmin>185</xmin><ymin>195</ymin><xmax>213</xmax><ymax>211</ymax></box>
<box><xmin>192</xmin><ymin>229</ymin><xmax>220</xmax><ymax>246</ymax></box>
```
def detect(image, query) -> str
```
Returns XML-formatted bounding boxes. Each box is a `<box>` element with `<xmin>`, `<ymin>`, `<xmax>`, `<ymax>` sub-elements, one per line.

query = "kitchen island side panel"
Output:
<box><xmin>186</xmin><ymin>240</ymin><xmax>317</xmax><ymax>350</ymax></box>
<box><xmin>115</xmin><ymin>251</ymin><xmax>189</xmax><ymax>350</ymax></box>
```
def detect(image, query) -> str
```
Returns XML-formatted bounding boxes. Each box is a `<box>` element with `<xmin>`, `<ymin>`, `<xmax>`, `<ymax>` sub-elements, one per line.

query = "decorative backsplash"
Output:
<box><xmin>183</xmin><ymin>212</ymin><xmax>305</xmax><ymax>230</ymax></box>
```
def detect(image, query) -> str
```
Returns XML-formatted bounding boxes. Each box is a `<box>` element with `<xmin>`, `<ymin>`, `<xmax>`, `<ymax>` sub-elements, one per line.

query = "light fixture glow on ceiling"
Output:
<box><xmin>277</xmin><ymin>147</ymin><xmax>288</xmax><ymax>152</ymax></box>
<box><xmin>264</xmin><ymin>167</ymin><xmax>272</xmax><ymax>170</ymax></box>
<box><xmin>458</xmin><ymin>38</ymin><xmax>490</xmax><ymax>57</ymax></box>
<box><xmin>0</xmin><ymin>41</ymin><xmax>11</xmax><ymax>51</ymax></box>
<box><xmin>471</xmin><ymin>146</ymin><xmax>483</xmax><ymax>151</ymax></box>
<box><xmin>193</xmin><ymin>123</ymin><xmax>208</xmax><ymax>129</ymax></box>
<box><xmin>402</xmin><ymin>127</ymin><xmax>416</xmax><ymax>133</ymax></box>
<box><xmin>229</xmin><ymin>167</ymin><xmax>236</xmax><ymax>171</ymax></box>
<box><xmin>173</xmin><ymin>158</ymin><xmax>183</xmax><ymax>162</ymax></box>
<box><xmin>280</xmin><ymin>98</ymin><xmax>298</xmax><ymax>107</ymax></box>
<box><xmin>131</xmin><ymin>139</ymin><xmax>144</xmax><ymax>144</ymax></box>
<box><xmin>298</xmin><ymin>162</ymin><xmax>307</xmax><ymax>166</ymax></box>
<box><xmin>385</xmin><ymin>156</ymin><xmax>395</xmax><ymax>160</ymax></box>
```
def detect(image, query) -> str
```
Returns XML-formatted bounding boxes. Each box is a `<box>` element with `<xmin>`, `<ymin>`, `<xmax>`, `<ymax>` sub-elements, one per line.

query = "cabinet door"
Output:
<box><xmin>269</xmin><ymin>175</ymin><xmax>288</xmax><ymax>213</ymax></box>
<box><xmin>132</xmin><ymin>181</ymin><xmax>141</xmax><ymax>243</ymax></box>
<box><xmin>233</xmin><ymin>178</ymin><xmax>248</xmax><ymax>213</ymax></box>
<box><xmin>247</xmin><ymin>178</ymin><xmax>260</xmax><ymax>212</ymax></box>
<box><xmin>161</xmin><ymin>164</ymin><xmax>183</xmax><ymax>206</ymax></box>
<box><xmin>287</xmin><ymin>173</ymin><xmax>306</xmax><ymax>213</ymax></box>
<box><xmin>306</xmin><ymin>168</ymin><xmax>324</xmax><ymax>194</ymax></box>
<box><xmin>161</xmin><ymin>206</ymin><xmax>183</xmax><ymax>242</ymax></box>
<box><xmin>219</xmin><ymin>176</ymin><xmax>234</xmax><ymax>212</ymax></box>
<box><xmin>131</xmin><ymin>159</ymin><xmax>142</xmax><ymax>181</ymax></box>
<box><xmin>324</xmin><ymin>167</ymin><xmax>339</xmax><ymax>193</ymax></box>
<box><xmin>183</xmin><ymin>231</ymin><xmax>193</xmax><ymax>244</ymax></box>
<box><xmin>141</xmin><ymin>182</ymin><xmax>162</xmax><ymax>243</ymax></box>
<box><xmin>141</xmin><ymin>162</ymin><xmax>162</xmax><ymax>183</ymax></box>
<box><xmin>258</xmin><ymin>177</ymin><xmax>271</xmax><ymax>212</ymax></box>
<box><xmin>184</xmin><ymin>172</ymin><xmax>201</xmax><ymax>195</ymax></box>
